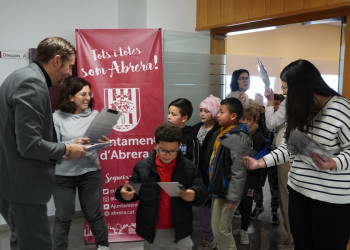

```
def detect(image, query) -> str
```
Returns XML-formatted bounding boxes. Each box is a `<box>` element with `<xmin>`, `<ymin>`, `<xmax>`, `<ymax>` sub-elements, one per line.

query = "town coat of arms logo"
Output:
<box><xmin>104</xmin><ymin>88</ymin><xmax>140</xmax><ymax>132</ymax></box>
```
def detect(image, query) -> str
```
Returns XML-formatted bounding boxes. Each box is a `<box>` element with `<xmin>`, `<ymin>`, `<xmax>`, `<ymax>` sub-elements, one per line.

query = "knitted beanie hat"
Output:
<box><xmin>199</xmin><ymin>94</ymin><xmax>222</xmax><ymax>121</ymax></box>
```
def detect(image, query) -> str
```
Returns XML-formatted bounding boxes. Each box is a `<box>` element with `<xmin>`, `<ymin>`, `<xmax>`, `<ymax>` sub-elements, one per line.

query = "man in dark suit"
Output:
<box><xmin>0</xmin><ymin>37</ymin><xmax>87</xmax><ymax>250</ymax></box>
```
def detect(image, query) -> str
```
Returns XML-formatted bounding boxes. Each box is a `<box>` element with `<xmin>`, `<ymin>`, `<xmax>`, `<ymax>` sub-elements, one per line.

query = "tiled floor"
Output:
<box><xmin>0</xmin><ymin>181</ymin><xmax>290</xmax><ymax>250</ymax></box>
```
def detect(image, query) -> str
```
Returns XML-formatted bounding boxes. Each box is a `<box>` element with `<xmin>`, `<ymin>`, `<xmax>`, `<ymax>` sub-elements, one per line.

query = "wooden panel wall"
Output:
<box><xmin>342</xmin><ymin>14</ymin><xmax>350</xmax><ymax>99</ymax></box>
<box><xmin>199</xmin><ymin>0</ymin><xmax>350</xmax><ymax>100</ymax></box>
<box><xmin>196</xmin><ymin>0</ymin><xmax>350</xmax><ymax>31</ymax></box>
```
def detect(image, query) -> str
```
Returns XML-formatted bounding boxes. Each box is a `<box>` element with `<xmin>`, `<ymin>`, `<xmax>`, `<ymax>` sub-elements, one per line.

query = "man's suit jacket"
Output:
<box><xmin>0</xmin><ymin>63</ymin><xmax>65</xmax><ymax>205</ymax></box>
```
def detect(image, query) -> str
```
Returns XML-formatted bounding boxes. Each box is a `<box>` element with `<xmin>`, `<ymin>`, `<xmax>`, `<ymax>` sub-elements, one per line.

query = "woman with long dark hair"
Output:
<box><xmin>243</xmin><ymin>59</ymin><xmax>350</xmax><ymax>250</ymax></box>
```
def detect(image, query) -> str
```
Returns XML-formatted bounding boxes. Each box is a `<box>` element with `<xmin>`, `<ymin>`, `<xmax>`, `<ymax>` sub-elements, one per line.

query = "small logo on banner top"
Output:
<box><xmin>104</xmin><ymin>88</ymin><xmax>141</xmax><ymax>132</ymax></box>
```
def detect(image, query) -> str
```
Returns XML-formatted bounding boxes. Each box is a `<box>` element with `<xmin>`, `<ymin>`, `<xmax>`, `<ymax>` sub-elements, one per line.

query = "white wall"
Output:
<box><xmin>0</xmin><ymin>0</ymin><xmax>197</xmax><ymax>225</ymax></box>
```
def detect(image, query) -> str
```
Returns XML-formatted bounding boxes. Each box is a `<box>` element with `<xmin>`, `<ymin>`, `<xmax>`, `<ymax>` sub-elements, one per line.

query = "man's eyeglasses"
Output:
<box><xmin>156</xmin><ymin>147</ymin><xmax>178</xmax><ymax>156</ymax></box>
<box><xmin>238</xmin><ymin>77</ymin><xmax>250</xmax><ymax>81</ymax></box>
<box><xmin>80</xmin><ymin>92</ymin><xmax>94</xmax><ymax>98</ymax></box>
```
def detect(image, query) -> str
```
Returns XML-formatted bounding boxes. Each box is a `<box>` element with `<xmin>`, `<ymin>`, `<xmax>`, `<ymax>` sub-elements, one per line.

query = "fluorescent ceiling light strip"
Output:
<box><xmin>228</xmin><ymin>26</ymin><xmax>276</xmax><ymax>36</ymax></box>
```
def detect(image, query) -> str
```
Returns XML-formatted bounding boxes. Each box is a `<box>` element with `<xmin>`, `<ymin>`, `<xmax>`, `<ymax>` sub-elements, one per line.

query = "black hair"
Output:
<box><xmin>221</xmin><ymin>97</ymin><xmax>243</xmax><ymax>121</ymax></box>
<box><xmin>281</xmin><ymin>59</ymin><xmax>340</xmax><ymax>139</ymax></box>
<box><xmin>274</xmin><ymin>94</ymin><xmax>285</xmax><ymax>102</ymax></box>
<box><xmin>154</xmin><ymin>123</ymin><xmax>182</xmax><ymax>144</ymax></box>
<box><xmin>56</xmin><ymin>77</ymin><xmax>94</xmax><ymax>113</ymax></box>
<box><xmin>230</xmin><ymin>69</ymin><xmax>250</xmax><ymax>92</ymax></box>
<box><xmin>168</xmin><ymin>98</ymin><xmax>193</xmax><ymax>120</ymax></box>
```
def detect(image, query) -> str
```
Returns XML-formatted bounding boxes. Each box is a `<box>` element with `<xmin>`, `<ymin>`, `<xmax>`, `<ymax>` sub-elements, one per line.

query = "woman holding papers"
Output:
<box><xmin>242</xmin><ymin>59</ymin><xmax>350</xmax><ymax>250</ymax></box>
<box><xmin>226</xmin><ymin>69</ymin><xmax>252</xmax><ymax>106</ymax></box>
<box><xmin>52</xmin><ymin>77</ymin><xmax>110</xmax><ymax>250</ymax></box>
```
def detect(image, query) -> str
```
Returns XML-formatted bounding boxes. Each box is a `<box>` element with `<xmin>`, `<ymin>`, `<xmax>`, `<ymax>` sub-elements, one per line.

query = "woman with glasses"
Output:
<box><xmin>243</xmin><ymin>59</ymin><xmax>350</xmax><ymax>250</ymax></box>
<box><xmin>226</xmin><ymin>69</ymin><xmax>252</xmax><ymax>106</ymax></box>
<box><xmin>52</xmin><ymin>77</ymin><xmax>110</xmax><ymax>250</ymax></box>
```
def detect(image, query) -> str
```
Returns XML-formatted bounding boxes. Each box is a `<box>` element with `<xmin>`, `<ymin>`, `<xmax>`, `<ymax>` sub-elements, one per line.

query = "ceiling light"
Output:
<box><xmin>227</xmin><ymin>26</ymin><xmax>277</xmax><ymax>36</ymax></box>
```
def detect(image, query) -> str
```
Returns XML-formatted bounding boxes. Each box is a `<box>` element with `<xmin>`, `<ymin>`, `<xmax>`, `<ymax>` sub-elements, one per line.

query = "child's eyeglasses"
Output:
<box><xmin>156</xmin><ymin>147</ymin><xmax>178</xmax><ymax>156</ymax></box>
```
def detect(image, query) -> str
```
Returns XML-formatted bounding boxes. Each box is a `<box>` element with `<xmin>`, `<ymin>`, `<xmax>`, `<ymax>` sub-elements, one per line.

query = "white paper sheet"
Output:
<box><xmin>255</xmin><ymin>93</ymin><xmax>264</xmax><ymax>106</ymax></box>
<box><xmin>257</xmin><ymin>58</ymin><xmax>270</xmax><ymax>87</ymax></box>
<box><xmin>157</xmin><ymin>182</ymin><xmax>184</xmax><ymax>197</ymax></box>
<box><xmin>85</xmin><ymin>108</ymin><xmax>121</xmax><ymax>143</ymax></box>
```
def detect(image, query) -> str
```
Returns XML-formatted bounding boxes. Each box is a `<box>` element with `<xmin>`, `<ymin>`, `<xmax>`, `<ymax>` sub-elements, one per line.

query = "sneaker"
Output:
<box><xmin>97</xmin><ymin>245</ymin><xmax>110</xmax><ymax>250</ymax></box>
<box><xmin>251</xmin><ymin>206</ymin><xmax>264</xmax><ymax>219</ymax></box>
<box><xmin>271</xmin><ymin>211</ymin><xmax>280</xmax><ymax>225</ymax></box>
<box><xmin>239</xmin><ymin>229</ymin><xmax>249</xmax><ymax>245</ymax></box>
<box><xmin>198</xmin><ymin>239</ymin><xmax>217</xmax><ymax>250</ymax></box>
<box><xmin>233</xmin><ymin>209</ymin><xmax>242</xmax><ymax>219</ymax></box>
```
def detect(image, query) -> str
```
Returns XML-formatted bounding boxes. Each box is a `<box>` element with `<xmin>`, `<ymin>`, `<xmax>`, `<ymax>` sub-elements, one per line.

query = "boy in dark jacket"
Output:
<box><xmin>167</xmin><ymin>98</ymin><xmax>195</xmax><ymax>161</ymax></box>
<box><xmin>208</xmin><ymin>97</ymin><xmax>252</xmax><ymax>250</ymax></box>
<box><xmin>115</xmin><ymin>123</ymin><xmax>207</xmax><ymax>249</ymax></box>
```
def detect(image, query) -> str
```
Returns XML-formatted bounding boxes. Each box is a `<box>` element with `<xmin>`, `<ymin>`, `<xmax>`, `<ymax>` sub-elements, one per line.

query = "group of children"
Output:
<box><xmin>115</xmin><ymin>95</ymin><xmax>274</xmax><ymax>250</ymax></box>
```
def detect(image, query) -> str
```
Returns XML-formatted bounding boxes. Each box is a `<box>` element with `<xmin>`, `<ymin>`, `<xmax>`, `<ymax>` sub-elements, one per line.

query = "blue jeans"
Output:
<box><xmin>52</xmin><ymin>170</ymin><xmax>108</xmax><ymax>250</ymax></box>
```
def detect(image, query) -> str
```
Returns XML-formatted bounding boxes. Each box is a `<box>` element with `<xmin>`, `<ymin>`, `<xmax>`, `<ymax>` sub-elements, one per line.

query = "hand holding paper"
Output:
<box><xmin>178</xmin><ymin>188</ymin><xmax>195</xmax><ymax>202</ymax></box>
<box><xmin>264</xmin><ymin>85</ymin><xmax>274</xmax><ymax>101</ymax></box>
<box><xmin>73</xmin><ymin>137</ymin><xmax>90</xmax><ymax>145</ymax></box>
<box><xmin>309</xmin><ymin>153</ymin><xmax>336</xmax><ymax>170</ymax></box>
<box><xmin>287</xmin><ymin>129</ymin><xmax>335</xmax><ymax>170</ymax></box>
<box><xmin>120</xmin><ymin>181</ymin><xmax>135</xmax><ymax>201</ymax></box>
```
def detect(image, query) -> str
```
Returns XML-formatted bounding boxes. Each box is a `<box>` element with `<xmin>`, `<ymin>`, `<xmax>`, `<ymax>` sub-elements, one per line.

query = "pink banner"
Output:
<box><xmin>75</xmin><ymin>29</ymin><xmax>164</xmax><ymax>243</ymax></box>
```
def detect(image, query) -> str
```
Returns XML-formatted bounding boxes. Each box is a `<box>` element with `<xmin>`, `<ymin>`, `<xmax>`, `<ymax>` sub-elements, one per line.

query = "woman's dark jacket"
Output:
<box><xmin>192</xmin><ymin>122</ymin><xmax>221</xmax><ymax>187</ymax></box>
<box><xmin>115</xmin><ymin>150</ymin><xmax>207</xmax><ymax>243</ymax></box>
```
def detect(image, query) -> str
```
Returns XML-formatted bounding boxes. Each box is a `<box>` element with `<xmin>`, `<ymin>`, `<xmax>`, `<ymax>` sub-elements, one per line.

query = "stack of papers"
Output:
<box><xmin>86</xmin><ymin>142</ymin><xmax>113</xmax><ymax>151</ymax></box>
<box><xmin>287</xmin><ymin>129</ymin><xmax>334</xmax><ymax>169</ymax></box>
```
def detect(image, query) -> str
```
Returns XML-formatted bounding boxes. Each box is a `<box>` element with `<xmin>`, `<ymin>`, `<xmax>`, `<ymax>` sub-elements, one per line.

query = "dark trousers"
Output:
<box><xmin>288</xmin><ymin>186</ymin><xmax>350</xmax><ymax>250</ymax></box>
<box><xmin>240</xmin><ymin>169</ymin><xmax>261</xmax><ymax>231</ymax></box>
<box><xmin>254</xmin><ymin>165</ymin><xmax>279</xmax><ymax>211</ymax></box>
<box><xmin>53</xmin><ymin>170</ymin><xmax>108</xmax><ymax>250</ymax></box>
<box><xmin>0</xmin><ymin>198</ymin><xmax>52</xmax><ymax>250</ymax></box>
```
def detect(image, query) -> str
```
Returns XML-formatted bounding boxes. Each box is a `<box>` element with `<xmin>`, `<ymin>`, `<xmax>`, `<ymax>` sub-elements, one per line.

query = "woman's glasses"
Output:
<box><xmin>238</xmin><ymin>77</ymin><xmax>250</xmax><ymax>81</ymax></box>
<box><xmin>79</xmin><ymin>92</ymin><xmax>94</xmax><ymax>98</ymax></box>
<box><xmin>281</xmin><ymin>85</ymin><xmax>287</xmax><ymax>92</ymax></box>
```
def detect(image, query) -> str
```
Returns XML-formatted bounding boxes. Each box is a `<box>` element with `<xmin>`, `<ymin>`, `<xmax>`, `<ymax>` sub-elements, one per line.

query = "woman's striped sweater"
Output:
<box><xmin>263</xmin><ymin>95</ymin><xmax>350</xmax><ymax>204</ymax></box>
